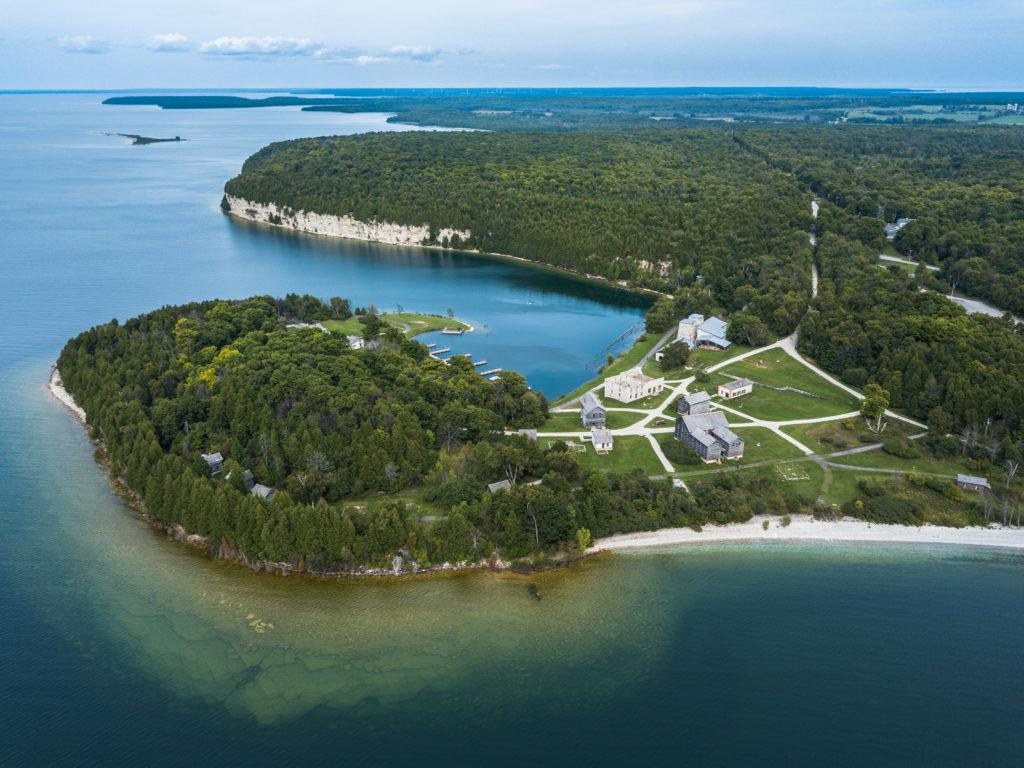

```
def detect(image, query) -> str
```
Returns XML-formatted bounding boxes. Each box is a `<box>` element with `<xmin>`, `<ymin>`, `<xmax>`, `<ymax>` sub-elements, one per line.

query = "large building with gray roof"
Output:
<box><xmin>675</xmin><ymin>411</ymin><xmax>744</xmax><ymax>462</ymax></box>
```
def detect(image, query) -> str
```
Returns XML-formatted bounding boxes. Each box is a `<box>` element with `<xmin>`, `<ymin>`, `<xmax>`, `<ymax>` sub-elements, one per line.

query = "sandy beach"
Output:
<box><xmin>592</xmin><ymin>515</ymin><xmax>1024</xmax><ymax>552</ymax></box>
<box><xmin>48</xmin><ymin>366</ymin><xmax>86</xmax><ymax>423</ymax></box>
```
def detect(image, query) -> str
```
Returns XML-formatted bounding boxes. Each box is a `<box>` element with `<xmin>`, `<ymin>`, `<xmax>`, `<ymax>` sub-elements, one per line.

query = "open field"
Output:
<box><xmin>731</xmin><ymin>426</ymin><xmax>807</xmax><ymax>463</ymax></box>
<box><xmin>576</xmin><ymin>435</ymin><xmax>663</xmax><ymax>475</ymax></box>
<box><xmin>782</xmin><ymin>418</ymin><xmax>916</xmax><ymax>454</ymax></box>
<box><xmin>323</xmin><ymin>312</ymin><xmax>470</xmax><ymax>338</ymax></box>
<box><xmin>834</xmin><ymin>449</ymin><xmax>973</xmax><ymax>477</ymax></box>
<box><xmin>712</xmin><ymin>352</ymin><xmax>860</xmax><ymax>420</ymax></box>
<box><xmin>541</xmin><ymin>409</ymin><xmax>645</xmax><ymax>432</ymax></box>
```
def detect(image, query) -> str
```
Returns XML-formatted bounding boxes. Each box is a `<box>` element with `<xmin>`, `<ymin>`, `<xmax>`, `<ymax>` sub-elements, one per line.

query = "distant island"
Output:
<box><xmin>103</xmin><ymin>132</ymin><xmax>184</xmax><ymax>145</ymax></box>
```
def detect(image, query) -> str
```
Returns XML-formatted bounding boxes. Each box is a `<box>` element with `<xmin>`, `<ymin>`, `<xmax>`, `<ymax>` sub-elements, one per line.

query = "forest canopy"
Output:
<box><xmin>225</xmin><ymin>130</ymin><xmax>814</xmax><ymax>335</ymax></box>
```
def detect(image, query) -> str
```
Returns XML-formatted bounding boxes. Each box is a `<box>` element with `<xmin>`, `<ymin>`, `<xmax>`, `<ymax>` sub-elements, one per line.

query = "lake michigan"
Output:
<box><xmin>0</xmin><ymin>93</ymin><xmax>1021</xmax><ymax>765</ymax></box>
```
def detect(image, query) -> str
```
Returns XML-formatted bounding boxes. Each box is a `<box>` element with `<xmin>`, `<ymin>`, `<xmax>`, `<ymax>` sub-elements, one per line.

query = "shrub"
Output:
<box><xmin>883</xmin><ymin>437</ymin><xmax>922</xmax><ymax>459</ymax></box>
<box><xmin>780</xmin><ymin>514</ymin><xmax>792</xmax><ymax>527</ymax></box>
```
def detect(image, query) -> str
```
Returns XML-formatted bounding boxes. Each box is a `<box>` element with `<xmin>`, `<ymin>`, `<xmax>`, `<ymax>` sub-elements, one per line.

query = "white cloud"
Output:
<box><xmin>199</xmin><ymin>36</ymin><xmax>328</xmax><ymax>57</ymax></box>
<box><xmin>59</xmin><ymin>35</ymin><xmax>109</xmax><ymax>54</ymax></box>
<box><xmin>147</xmin><ymin>33</ymin><xmax>190</xmax><ymax>52</ymax></box>
<box><xmin>345</xmin><ymin>54</ymin><xmax>393</xmax><ymax>66</ymax></box>
<box><xmin>389</xmin><ymin>45</ymin><xmax>441</xmax><ymax>62</ymax></box>
<box><xmin>535</xmin><ymin>63</ymin><xmax>562</xmax><ymax>70</ymax></box>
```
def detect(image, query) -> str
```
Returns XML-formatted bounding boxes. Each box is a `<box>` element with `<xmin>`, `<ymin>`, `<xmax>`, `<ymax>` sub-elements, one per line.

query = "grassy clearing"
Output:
<box><xmin>832</xmin><ymin>449</ymin><xmax>969</xmax><ymax>477</ymax></box>
<box><xmin>539</xmin><ymin>412</ymin><xmax>585</xmax><ymax>433</ymax></box>
<box><xmin>731</xmin><ymin>426</ymin><xmax>807</xmax><ymax>463</ymax></box>
<box><xmin>553</xmin><ymin>333</ymin><xmax>661</xmax><ymax>405</ymax></box>
<box><xmin>685</xmin><ymin>343</ymin><xmax>754</xmax><ymax>372</ymax></box>
<box><xmin>782</xmin><ymin>417</ymin><xmax>916</xmax><ymax>455</ymax></box>
<box><xmin>323</xmin><ymin>312</ymin><xmax>470</xmax><ymax>339</ymax></box>
<box><xmin>576</xmin><ymin>435</ymin><xmax>663</xmax><ymax>475</ymax></box>
<box><xmin>606</xmin><ymin>411</ymin><xmax>646</xmax><ymax>429</ymax></box>
<box><xmin>712</xmin><ymin>352</ymin><xmax>859</xmax><ymax>420</ymax></box>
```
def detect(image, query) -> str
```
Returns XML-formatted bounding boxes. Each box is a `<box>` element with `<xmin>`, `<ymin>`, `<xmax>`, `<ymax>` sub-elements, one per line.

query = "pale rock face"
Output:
<box><xmin>223</xmin><ymin>195</ymin><xmax>471</xmax><ymax>248</ymax></box>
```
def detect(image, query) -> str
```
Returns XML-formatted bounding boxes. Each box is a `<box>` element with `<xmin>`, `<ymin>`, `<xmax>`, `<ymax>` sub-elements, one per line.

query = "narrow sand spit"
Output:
<box><xmin>48</xmin><ymin>366</ymin><xmax>86</xmax><ymax>423</ymax></box>
<box><xmin>591</xmin><ymin>515</ymin><xmax>1024</xmax><ymax>552</ymax></box>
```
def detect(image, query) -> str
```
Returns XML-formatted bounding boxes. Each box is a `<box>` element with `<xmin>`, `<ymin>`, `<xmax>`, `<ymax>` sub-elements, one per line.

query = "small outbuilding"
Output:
<box><xmin>956</xmin><ymin>474</ymin><xmax>991</xmax><ymax>492</ymax></box>
<box><xmin>201</xmin><ymin>452</ymin><xmax>224</xmax><ymax>475</ymax></box>
<box><xmin>251</xmin><ymin>483</ymin><xmax>275</xmax><ymax>501</ymax></box>
<box><xmin>241</xmin><ymin>469</ymin><xmax>256</xmax><ymax>491</ymax></box>
<box><xmin>347</xmin><ymin>335</ymin><xmax>366</xmax><ymax>350</ymax></box>
<box><xmin>487</xmin><ymin>479</ymin><xmax>513</xmax><ymax>494</ymax></box>
<box><xmin>718</xmin><ymin>378</ymin><xmax>754</xmax><ymax>400</ymax></box>
<box><xmin>591</xmin><ymin>427</ymin><xmax>614</xmax><ymax>454</ymax></box>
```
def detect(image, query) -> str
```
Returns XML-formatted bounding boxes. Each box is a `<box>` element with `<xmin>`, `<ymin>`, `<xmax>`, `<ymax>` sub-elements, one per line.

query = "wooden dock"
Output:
<box><xmin>433</xmin><ymin>347</ymin><xmax>451</xmax><ymax>355</ymax></box>
<box><xmin>472</xmin><ymin>360</ymin><xmax>487</xmax><ymax>367</ymax></box>
<box><xmin>441</xmin><ymin>328</ymin><xmax>465</xmax><ymax>336</ymax></box>
<box><xmin>480</xmin><ymin>368</ymin><xmax>502</xmax><ymax>376</ymax></box>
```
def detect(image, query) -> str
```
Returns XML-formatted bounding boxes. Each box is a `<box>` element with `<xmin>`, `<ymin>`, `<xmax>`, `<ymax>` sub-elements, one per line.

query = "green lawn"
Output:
<box><xmin>539</xmin><ymin>412</ymin><xmax>585</xmax><ymax>433</ymax></box>
<box><xmin>553</xmin><ymin>333</ymin><xmax>662</xmax><ymax>405</ymax></box>
<box><xmin>323</xmin><ymin>312</ymin><xmax>470</xmax><ymax>339</ymax></box>
<box><xmin>781</xmin><ymin>417</ymin><xmax>918</xmax><ymax>455</ymax></box>
<box><xmin>712</xmin><ymin>352</ymin><xmax>859</xmax><ymax>420</ymax></box>
<box><xmin>687</xmin><ymin>343</ymin><xmax>754</xmax><ymax>371</ymax></box>
<box><xmin>606</xmin><ymin>411</ymin><xmax>646</xmax><ymax>429</ymax></box>
<box><xmin>731</xmin><ymin>426</ymin><xmax>808</xmax><ymax>462</ymax></box>
<box><xmin>831</xmin><ymin>449</ymin><xmax>968</xmax><ymax>477</ymax></box>
<box><xmin>540</xmin><ymin>409</ymin><xmax>645</xmax><ymax>432</ymax></box>
<box><xmin>576</xmin><ymin>435</ymin><xmax>664</xmax><ymax>475</ymax></box>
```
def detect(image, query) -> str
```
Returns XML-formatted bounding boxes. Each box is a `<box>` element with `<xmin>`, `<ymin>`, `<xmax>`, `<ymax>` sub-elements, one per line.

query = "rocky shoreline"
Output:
<box><xmin>222</xmin><ymin>194</ymin><xmax>669</xmax><ymax>300</ymax></box>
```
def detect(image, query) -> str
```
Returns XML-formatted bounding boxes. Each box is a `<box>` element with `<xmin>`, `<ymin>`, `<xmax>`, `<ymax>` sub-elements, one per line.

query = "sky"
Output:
<box><xmin>2</xmin><ymin>0</ymin><xmax>1022</xmax><ymax>90</ymax></box>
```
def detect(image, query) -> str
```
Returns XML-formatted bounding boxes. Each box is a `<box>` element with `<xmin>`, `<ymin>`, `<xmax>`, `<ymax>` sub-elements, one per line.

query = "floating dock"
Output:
<box><xmin>441</xmin><ymin>328</ymin><xmax>465</xmax><ymax>336</ymax></box>
<box><xmin>433</xmin><ymin>348</ymin><xmax>451</xmax><ymax>355</ymax></box>
<box><xmin>473</xmin><ymin>360</ymin><xmax>487</xmax><ymax>367</ymax></box>
<box><xmin>480</xmin><ymin>368</ymin><xmax>502</xmax><ymax>376</ymax></box>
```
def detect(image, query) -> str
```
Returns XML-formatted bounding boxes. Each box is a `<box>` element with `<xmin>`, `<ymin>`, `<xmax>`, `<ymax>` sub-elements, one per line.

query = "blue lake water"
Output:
<box><xmin>1</xmin><ymin>92</ymin><xmax>1023</xmax><ymax>766</ymax></box>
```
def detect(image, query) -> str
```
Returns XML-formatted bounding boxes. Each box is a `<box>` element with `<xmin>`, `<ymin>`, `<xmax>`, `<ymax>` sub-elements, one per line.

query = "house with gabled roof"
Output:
<box><xmin>675</xmin><ymin>411</ymin><xmax>744</xmax><ymax>462</ymax></box>
<box><xmin>580</xmin><ymin>391</ymin><xmax>606</xmax><ymax>428</ymax></box>
<box><xmin>678</xmin><ymin>390</ymin><xmax>712</xmax><ymax>416</ymax></box>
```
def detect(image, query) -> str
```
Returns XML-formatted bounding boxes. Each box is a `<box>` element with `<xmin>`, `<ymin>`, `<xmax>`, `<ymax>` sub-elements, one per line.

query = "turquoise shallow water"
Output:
<box><xmin>1</xmin><ymin>93</ymin><xmax>1023</xmax><ymax>765</ymax></box>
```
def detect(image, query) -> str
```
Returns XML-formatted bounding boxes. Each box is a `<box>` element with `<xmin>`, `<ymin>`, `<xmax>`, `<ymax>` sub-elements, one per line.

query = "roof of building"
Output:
<box><xmin>202</xmin><ymin>452</ymin><xmax>223</xmax><ymax>464</ymax></box>
<box><xmin>487</xmin><ymin>479</ymin><xmax>513</xmax><ymax>493</ymax></box>
<box><xmin>242</xmin><ymin>469</ymin><xmax>254</xmax><ymax>483</ymax></box>
<box><xmin>681</xmin><ymin>411</ymin><xmax>740</xmax><ymax>450</ymax></box>
<box><xmin>681</xmin><ymin>313</ymin><xmax>705</xmax><ymax>325</ymax></box>
<box><xmin>251</xmin><ymin>483</ymin><xmax>274</xmax><ymax>500</ymax></box>
<box><xmin>700</xmin><ymin>316</ymin><xmax>728</xmax><ymax>338</ymax></box>
<box><xmin>684</xmin><ymin>390</ymin><xmax>712</xmax><ymax>406</ymax></box>
<box><xmin>719</xmin><ymin>378</ymin><xmax>753</xmax><ymax>392</ymax></box>
<box><xmin>581</xmin><ymin>391</ymin><xmax>604</xmax><ymax>413</ymax></box>
<box><xmin>608</xmin><ymin>367</ymin><xmax>658</xmax><ymax>385</ymax></box>
<box><xmin>591</xmin><ymin>427</ymin><xmax>613</xmax><ymax>444</ymax></box>
<box><xmin>957</xmin><ymin>473</ymin><xmax>991</xmax><ymax>488</ymax></box>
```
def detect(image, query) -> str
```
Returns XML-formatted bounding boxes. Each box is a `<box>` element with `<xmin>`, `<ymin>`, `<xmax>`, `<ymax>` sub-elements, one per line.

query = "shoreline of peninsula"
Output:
<box><xmin>49</xmin><ymin>365</ymin><xmax>1024</xmax><ymax>571</ymax></box>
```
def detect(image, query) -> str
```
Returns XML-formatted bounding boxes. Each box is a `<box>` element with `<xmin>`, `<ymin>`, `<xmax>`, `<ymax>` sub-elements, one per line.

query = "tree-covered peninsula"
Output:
<box><xmin>224</xmin><ymin>130</ymin><xmax>814</xmax><ymax>335</ymax></box>
<box><xmin>58</xmin><ymin>295</ymin><xmax>799</xmax><ymax>573</ymax></box>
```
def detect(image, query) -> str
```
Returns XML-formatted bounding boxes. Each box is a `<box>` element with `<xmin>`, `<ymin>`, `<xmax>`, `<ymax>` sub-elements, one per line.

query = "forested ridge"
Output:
<box><xmin>225</xmin><ymin>129</ymin><xmax>814</xmax><ymax>336</ymax></box>
<box><xmin>741</xmin><ymin>126</ymin><xmax>1024</xmax><ymax>314</ymax></box>
<box><xmin>59</xmin><ymin>295</ymin><xmax>800</xmax><ymax>572</ymax></box>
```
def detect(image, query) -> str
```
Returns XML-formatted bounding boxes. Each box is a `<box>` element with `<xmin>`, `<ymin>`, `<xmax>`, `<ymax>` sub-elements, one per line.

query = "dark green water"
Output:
<box><xmin>1</xmin><ymin>93</ymin><xmax>1023</xmax><ymax>765</ymax></box>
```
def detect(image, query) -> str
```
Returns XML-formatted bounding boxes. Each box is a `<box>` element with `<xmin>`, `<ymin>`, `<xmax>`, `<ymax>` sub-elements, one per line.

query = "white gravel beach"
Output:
<box><xmin>48</xmin><ymin>366</ymin><xmax>86</xmax><ymax>423</ymax></box>
<box><xmin>592</xmin><ymin>515</ymin><xmax>1024</xmax><ymax>552</ymax></box>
